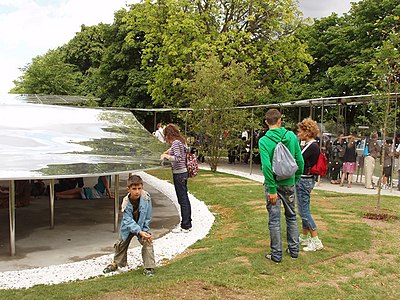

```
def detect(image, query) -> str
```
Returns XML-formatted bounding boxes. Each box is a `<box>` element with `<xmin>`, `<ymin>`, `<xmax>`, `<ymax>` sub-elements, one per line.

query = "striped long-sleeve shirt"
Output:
<box><xmin>170</xmin><ymin>140</ymin><xmax>187</xmax><ymax>174</ymax></box>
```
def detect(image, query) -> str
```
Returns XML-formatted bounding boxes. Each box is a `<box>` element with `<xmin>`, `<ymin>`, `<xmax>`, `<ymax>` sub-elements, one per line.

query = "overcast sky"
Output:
<box><xmin>0</xmin><ymin>0</ymin><xmax>360</xmax><ymax>93</ymax></box>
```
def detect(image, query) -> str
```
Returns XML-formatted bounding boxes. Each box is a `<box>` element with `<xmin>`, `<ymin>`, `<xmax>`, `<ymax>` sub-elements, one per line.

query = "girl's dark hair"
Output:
<box><xmin>163</xmin><ymin>124</ymin><xmax>186</xmax><ymax>144</ymax></box>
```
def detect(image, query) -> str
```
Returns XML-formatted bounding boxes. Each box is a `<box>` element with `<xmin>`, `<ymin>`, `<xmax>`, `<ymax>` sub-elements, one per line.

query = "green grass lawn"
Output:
<box><xmin>1</xmin><ymin>169</ymin><xmax>399</xmax><ymax>299</ymax></box>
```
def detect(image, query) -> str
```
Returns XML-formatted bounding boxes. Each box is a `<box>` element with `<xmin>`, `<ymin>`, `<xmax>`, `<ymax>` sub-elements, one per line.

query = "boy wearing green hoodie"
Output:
<box><xmin>259</xmin><ymin>109</ymin><xmax>304</xmax><ymax>262</ymax></box>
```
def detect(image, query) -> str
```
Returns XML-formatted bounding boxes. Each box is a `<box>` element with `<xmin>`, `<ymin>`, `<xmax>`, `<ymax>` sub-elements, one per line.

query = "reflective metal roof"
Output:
<box><xmin>0</xmin><ymin>94</ymin><xmax>166</xmax><ymax>180</ymax></box>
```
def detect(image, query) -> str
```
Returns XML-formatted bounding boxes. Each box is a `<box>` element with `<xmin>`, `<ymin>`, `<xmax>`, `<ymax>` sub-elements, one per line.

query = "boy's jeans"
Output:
<box><xmin>114</xmin><ymin>233</ymin><xmax>156</xmax><ymax>269</ymax></box>
<box><xmin>264</xmin><ymin>185</ymin><xmax>299</xmax><ymax>261</ymax></box>
<box><xmin>173</xmin><ymin>172</ymin><xmax>192</xmax><ymax>229</ymax></box>
<box><xmin>295</xmin><ymin>177</ymin><xmax>317</xmax><ymax>231</ymax></box>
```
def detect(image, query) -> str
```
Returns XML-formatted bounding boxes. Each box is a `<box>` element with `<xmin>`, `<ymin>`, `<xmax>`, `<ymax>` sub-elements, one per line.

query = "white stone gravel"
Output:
<box><xmin>0</xmin><ymin>171</ymin><xmax>215</xmax><ymax>290</ymax></box>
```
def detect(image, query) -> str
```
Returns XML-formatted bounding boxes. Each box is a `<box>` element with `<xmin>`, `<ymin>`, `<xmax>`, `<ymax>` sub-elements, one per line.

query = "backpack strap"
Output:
<box><xmin>280</xmin><ymin>130</ymin><xmax>288</xmax><ymax>142</ymax></box>
<box><xmin>266</xmin><ymin>130</ymin><xmax>288</xmax><ymax>144</ymax></box>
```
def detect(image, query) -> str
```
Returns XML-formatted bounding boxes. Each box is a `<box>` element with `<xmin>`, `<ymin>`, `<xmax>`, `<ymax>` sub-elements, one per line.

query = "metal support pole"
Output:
<box><xmin>298</xmin><ymin>107</ymin><xmax>301</xmax><ymax>122</ymax></box>
<box><xmin>185</xmin><ymin>111</ymin><xmax>188</xmax><ymax>137</ymax></box>
<box><xmin>153</xmin><ymin>112</ymin><xmax>157</xmax><ymax>132</ymax></box>
<box><xmin>114</xmin><ymin>174</ymin><xmax>120</xmax><ymax>233</ymax></box>
<box><xmin>320</xmin><ymin>100</ymin><xmax>325</xmax><ymax>147</ymax></box>
<box><xmin>9</xmin><ymin>180</ymin><xmax>16</xmax><ymax>256</ymax></box>
<box><xmin>249</xmin><ymin>108</ymin><xmax>254</xmax><ymax>175</ymax></box>
<box><xmin>49</xmin><ymin>179</ymin><xmax>55</xmax><ymax>229</ymax></box>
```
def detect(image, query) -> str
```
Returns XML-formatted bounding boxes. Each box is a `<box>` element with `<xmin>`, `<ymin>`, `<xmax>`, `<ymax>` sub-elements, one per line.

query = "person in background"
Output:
<box><xmin>0</xmin><ymin>180</ymin><xmax>32</xmax><ymax>208</ymax></box>
<box><xmin>340</xmin><ymin>135</ymin><xmax>357</xmax><ymax>188</ymax></box>
<box><xmin>364</xmin><ymin>132</ymin><xmax>380</xmax><ymax>189</ymax></box>
<box><xmin>56</xmin><ymin>176</ymin><xmax>112</xmax><ymax>200</ymax></box>
<box><xmin>153</xmin><ymin>123</ymin><xmax>165</xmax><ymax>143</ymax></box>
<box><xmin>295</xmin><ymin>118</ymin><xmax>324</xmax><ymax>252</ymax></box>
<box><xmin>160</xmin><ymin>124</ymin><xmax>192</xmax><ymax>233</ymax></box>
<box><xmin>382</xmin><ymin>139</ymin><xmax>393</xmax><ymax>189</ymax></box>
<box><xmin>103</xmin><ymin>175</ymin><xmax>156</xmax><ymax>276</ymax></box>
<box><xmin>54</xmin><ymin>178</ymin><xmax>84</xmax><ymax>193</ymax></box>
<box><xmin>329</xmin><ymin>134</ymin><xmax>346</xmax><ymax>184</ymax></box>
<box><xmin>259</xmin><ymin>109</ymin><xmax>304</xmax><ymax>263</ymax></box>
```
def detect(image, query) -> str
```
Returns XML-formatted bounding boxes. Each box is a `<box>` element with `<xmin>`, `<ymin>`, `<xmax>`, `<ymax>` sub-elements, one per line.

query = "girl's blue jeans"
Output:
<box><xmin>295</xmin><ymin>177</ymin><xmax>317</xmax><ymax>231</ymax></box>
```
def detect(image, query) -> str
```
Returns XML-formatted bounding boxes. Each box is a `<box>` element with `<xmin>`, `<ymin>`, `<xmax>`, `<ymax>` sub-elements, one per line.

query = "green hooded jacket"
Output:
<box><xmin>258</xmin><ymin>127</ymin><xmax>304</xmax><ymax>194</ymax></box>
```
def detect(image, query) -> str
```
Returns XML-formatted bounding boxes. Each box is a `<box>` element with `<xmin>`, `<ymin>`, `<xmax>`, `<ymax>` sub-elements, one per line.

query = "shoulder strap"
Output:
<box><xmin>280</xmin><ymin>130</ymin><xmax>288</xmax><ymax>142</ymax></box>
<box><xmin>265</xmin><ymin>135</ymin><xmax>278</xmax><ymax>144</ymax></box>
<box><xmin>301</xmin><ymin>140</ymin><xmax>316</xmax><ymax>154</ymax></box>
<box><xmin>266</xmin><ymin>130</ymin><xmax>288</xmax><ymax>144</ymax></box>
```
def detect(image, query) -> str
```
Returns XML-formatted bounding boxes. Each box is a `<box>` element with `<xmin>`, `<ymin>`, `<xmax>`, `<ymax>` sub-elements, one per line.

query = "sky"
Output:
<box><xmin>0</xmin><ymin>0</ymin><xmax>360</xmax><ymax>94</ymax></box>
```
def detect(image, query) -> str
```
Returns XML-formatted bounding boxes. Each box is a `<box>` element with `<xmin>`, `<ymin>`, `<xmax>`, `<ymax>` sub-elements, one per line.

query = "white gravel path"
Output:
<box><xmin>0</xmin><ymin>171</ymin><xmax>215</xmax><ymax>290</ymax></box>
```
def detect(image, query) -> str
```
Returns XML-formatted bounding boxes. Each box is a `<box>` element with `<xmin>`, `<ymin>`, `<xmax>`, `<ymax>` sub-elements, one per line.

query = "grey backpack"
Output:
<box><xmin>267</xmin><ymin>130</ymin><xmax>298</xmax><ymax>181</ymax></box>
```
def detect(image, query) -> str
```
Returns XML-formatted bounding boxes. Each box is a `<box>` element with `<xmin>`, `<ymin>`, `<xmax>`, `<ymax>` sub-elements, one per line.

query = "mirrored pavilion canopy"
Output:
<box><xmin>0</xmin><ymin>94</ymin><xmax>167</xmax><ymax>180</ymax></box>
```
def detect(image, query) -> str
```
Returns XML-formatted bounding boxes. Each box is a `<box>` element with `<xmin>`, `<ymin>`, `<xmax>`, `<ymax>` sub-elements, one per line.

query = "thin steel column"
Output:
<box><xmin>298</xmin><ymin>107</ymin><xmax>301</xmax><ymax>122</ymax></box>
<box><xmin>249</xmin><ymin>108</ymin><xmax>254</xmax><ymax>175</ymax></box>
<box><xmin>114</xmin><ymin>174</ymin><xmax>120</xmax><ymax>233</ymax></box>
<box><xmin>9</xmin><ymin>180</ymin><xmax>15</xmax><ymax>256</ymax></box>
<box><xmin>49</xmin><ymin>179</ymin><xmax>55</xmax><ymax>229</ymax></box>
<box><xmin>320</xmin><ymin>100</ymin><xmax>325</xmax><ymax>147</ymax></box>
<box><xmin>153</xmin><ymin>112</ymin><xmax>157</xmax><ymax>132</ymax></box>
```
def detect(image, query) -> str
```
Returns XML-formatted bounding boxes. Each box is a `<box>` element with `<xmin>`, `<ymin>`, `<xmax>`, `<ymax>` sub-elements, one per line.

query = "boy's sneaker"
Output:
<box><xmin>171</xmin><ymin>227</ymin><xmax>192</xmax><ymax>233</ymax></box>
<box><xmin>143</xmin><ymin>268</ymin><xmax>154</xmax><ymax>276</ymax></box>
<box><xmin>103</xmin><ymin>262</ymin><xmax>118</xmax><ymax>274</ymax></box>
<box><xmin>265</xmin><ymin>253</ymin><xmax>281</xmax><ymax>263</ymax></box>
<box><xmin>303</xmin><ymin>238</ymin><xmax>324</xmax><ymax>252</ymax></box>
<box><xmin>299</xmin><ymin>235</ymin><xmax>311</xmax><ymax>246</ymax></box>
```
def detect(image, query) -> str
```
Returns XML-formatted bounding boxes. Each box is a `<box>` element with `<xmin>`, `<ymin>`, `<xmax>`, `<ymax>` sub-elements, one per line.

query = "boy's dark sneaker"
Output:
<box><xmin>103</xmin><ymin>262</ymin><xmax>118</xmax><ymax>274</ymax></box>
<box><xmin>286</xmin><ymin>248</ymin><xmax>298</xmax><ymax>259</ymax></box>
<box><xmin>265</xmin><ymin>253</ymin><xmax>281</xmax><ymax>263</ymax></box>
<box><xmin>143</xmin><ymin>268</ymin><xmax>154</xmax><ymax>276</ymax></box>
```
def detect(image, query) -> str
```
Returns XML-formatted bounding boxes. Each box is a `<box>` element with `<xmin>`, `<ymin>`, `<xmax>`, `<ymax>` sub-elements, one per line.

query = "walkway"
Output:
<box><xmin>207</xmin><ymin>161</ymin><xmax>400</xmax><ymax>197</ymax></box>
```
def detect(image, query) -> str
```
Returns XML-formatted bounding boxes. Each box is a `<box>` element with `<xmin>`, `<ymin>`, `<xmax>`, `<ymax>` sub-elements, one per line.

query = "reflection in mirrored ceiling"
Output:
<box><xmin>0</xmin><ymin>95</ymin><xmax>167</xmax><ymax>180</ymax></box>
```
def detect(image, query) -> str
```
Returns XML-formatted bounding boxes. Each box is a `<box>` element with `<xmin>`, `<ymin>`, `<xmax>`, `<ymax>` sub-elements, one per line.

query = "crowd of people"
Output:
<box><xmin>323</xmin><ymin>132</ymin><xmax>399</xmax><ymax>190</ymax></box>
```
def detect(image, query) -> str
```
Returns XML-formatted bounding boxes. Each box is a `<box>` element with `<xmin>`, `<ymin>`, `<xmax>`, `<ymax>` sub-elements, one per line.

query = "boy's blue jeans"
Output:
<box><xmin>173</xmin><ymin>172</ymin><xmax>192</xmax><ymax>229</ymax></box>
<box><xmin>295</xmin><ymin>177</ymin><xmax>317</xmax><ymax>231</ymax></box>
<box><xmin>264</xmin><ymin>185</ymin><xmax>299</xmax><ymax>261</ymax></box>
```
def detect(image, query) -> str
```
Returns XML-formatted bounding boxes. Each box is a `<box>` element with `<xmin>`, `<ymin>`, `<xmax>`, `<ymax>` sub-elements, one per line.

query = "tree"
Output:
<box><xmin>185</xmin><ymin>55</ymin><xmax>268</xmax><ymax>171</ymax></box>
<box><xmin>62</xmin><ymin>24</ymin><xmax>109</xmax><ymax>74</ymax></box>
<box><xmin>130</xmin><ymin>0</ymin><xmax>311</xmax><ymax>107</ymax></box>
<box><xmin>294</xmin><ymin>0</ymin><xmax>400</xmax><ymax>100</ymax></box>
<box><xmin>11</xmin><ymin>49</ymin><xmax>82</xmax><ymax>95</ymax></box>
<box><xmin>92</xmin><ymin>7</ymin><xmax>153</xmax><ymax>108</ymax></box>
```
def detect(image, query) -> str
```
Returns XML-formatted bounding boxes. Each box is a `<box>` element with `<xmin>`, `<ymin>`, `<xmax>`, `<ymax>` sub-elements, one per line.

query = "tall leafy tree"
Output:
<box><xmin>11</xmin><ymin>49</ymin><xmax>82</xmax><ymax>95</ymax></box>
<box><xmin>62</xmin><ymin>24</ymin><xmax>109</xmax><ymax>74</ymax></box>
<box><xmin>93</xmin><ymin>7</ymin><xmax>152</xmax><ymax>108</ymax></box>
<box><xmin>295</xmin><ymin>0</ymin><xmax>400</xmax><ymax>99</ymax></box>
<box><xmin>129</xmin><ymin>0</ymin><xmax>311</xmax><ymax>107</ymax></box>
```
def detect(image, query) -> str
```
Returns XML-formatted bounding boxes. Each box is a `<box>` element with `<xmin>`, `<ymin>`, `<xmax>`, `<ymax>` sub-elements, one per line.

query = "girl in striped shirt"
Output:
<box><xmin>160</xmin><ymin>124</ymin><xmax>192</xmax><ymax>233</ymax></box>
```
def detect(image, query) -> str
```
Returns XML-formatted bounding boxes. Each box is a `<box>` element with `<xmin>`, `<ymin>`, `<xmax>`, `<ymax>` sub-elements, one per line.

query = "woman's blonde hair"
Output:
<box><xmin>163</xmin><ymin>123</ymin><xmax>186</xmax><ymax>145</ymax></box>
<box><xmin>297</xmin><ymin>117</ymin><xmax>320</xmax><ymax>139</ymax></box>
